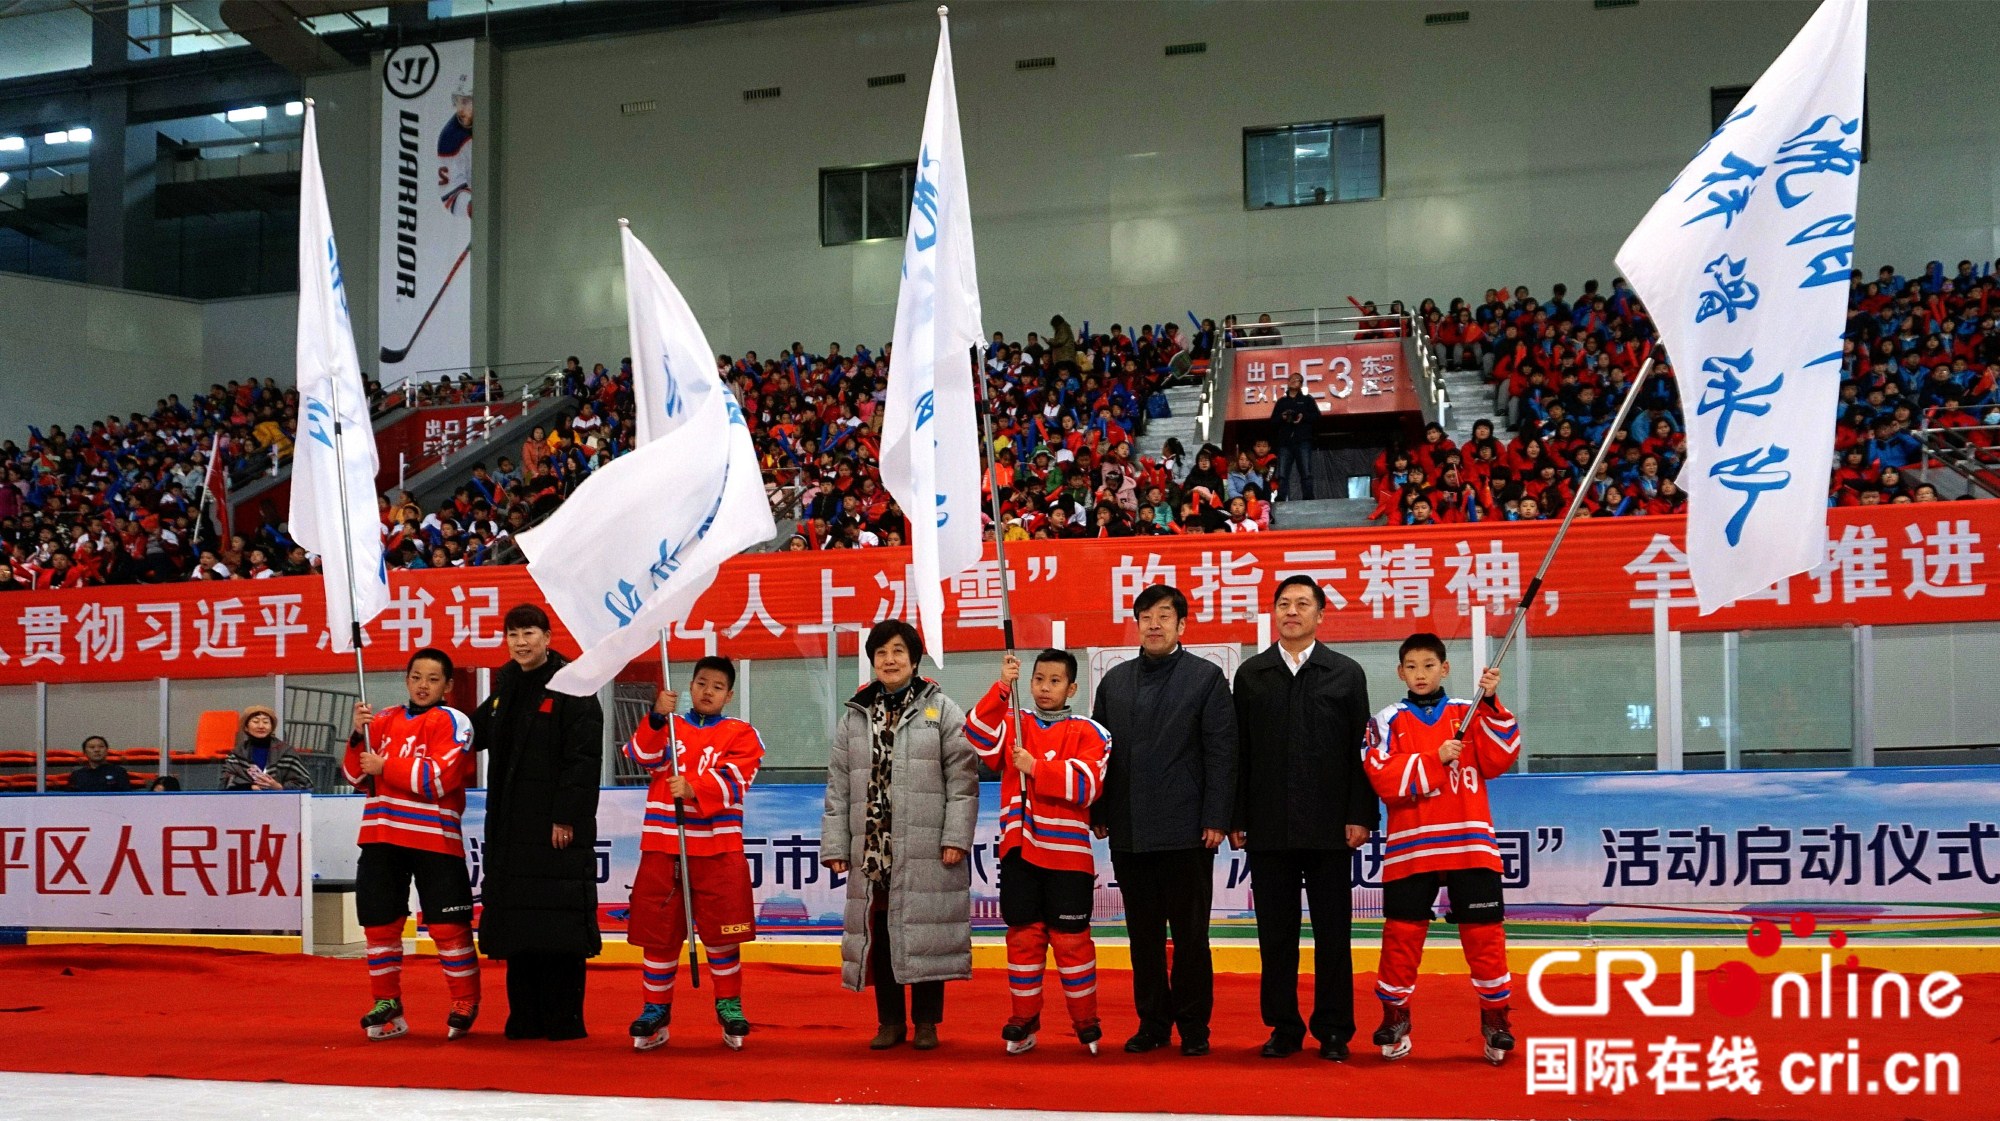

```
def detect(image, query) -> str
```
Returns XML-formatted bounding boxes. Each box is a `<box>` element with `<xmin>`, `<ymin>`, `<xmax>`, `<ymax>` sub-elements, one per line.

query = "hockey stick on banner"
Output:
<box><xmin>379</xmin><ymin>244</ymin><xmax>472</xmax><ymax>365</ymax></box>
<box><xmin>1456</xmin><ymin>354</ymin><xmax>1657</xmax><ymax>737</ymax></box>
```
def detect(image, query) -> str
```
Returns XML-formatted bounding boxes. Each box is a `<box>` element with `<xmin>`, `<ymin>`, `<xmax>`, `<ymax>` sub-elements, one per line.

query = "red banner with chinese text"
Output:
<box><xmin>1224</xmin><ymin>340</ymin><xmax>1420</xmax><ymax>422</ymax></box>
<box><xmin>0</xmin><ymin>504</ymin><xmax>1993</xmax><ymax>685</ymax></box>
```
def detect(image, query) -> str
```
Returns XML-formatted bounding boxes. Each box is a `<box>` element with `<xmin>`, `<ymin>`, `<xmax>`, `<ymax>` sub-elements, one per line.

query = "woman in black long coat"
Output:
<box><xmin>473</xmin><ymin>603</ymin><xmax>605</xmax><ymax>1040</ymax></box>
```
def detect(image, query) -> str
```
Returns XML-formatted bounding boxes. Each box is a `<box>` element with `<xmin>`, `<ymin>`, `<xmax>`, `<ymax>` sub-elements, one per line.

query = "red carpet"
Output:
<box><xmin>0</xmin><ymin>946</ymin><xmax>1991</xmax><ymax>1120</ymax></box>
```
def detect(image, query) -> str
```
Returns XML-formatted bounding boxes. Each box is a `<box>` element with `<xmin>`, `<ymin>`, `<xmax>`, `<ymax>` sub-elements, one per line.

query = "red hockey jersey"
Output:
<box><xmin>966</xmin><ymin>682</ymin><xmax>1111</xmax><ymax>875</ymax></box>
<box><xmin>1362</xmin><ymin>692</ymin><xmax>1521</xmax><ymax>879</ymax></box>
<box><xmin>623</xmin><ymin>711</ymin><xmax>764</xmax><ymax>856</ymax></box>
<box><xmin>342</xmin><ymin>702</ymin><xmax>476</xmax><ymax>857</ymax></box>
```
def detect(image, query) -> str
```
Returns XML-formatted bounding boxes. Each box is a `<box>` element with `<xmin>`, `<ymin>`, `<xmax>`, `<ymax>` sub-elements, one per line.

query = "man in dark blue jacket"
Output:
<box><xmin>1092</xmin><ymin>584</ymin><xmax>1237</xmax><ymax>1056</ymax></box>
<box><xmin>67</xmin><ymin>736</ymin><xmax>132</xmax><ymax>792</ymax></box>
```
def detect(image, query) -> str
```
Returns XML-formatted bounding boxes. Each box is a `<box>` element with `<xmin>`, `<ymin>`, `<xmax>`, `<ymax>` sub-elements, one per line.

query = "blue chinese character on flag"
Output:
<box><xmin>1694</xmin><ymin>255</ymin><xmax>1761</xmax><ymax>324</ymax></box>
<box><xmin>1773</xmin><ymin>114</ymin><xmax>1861</xmax><ymax>208</ymax></box>
<box><xmin>1696</xmin><ymin>351</ymin><xmax>1784</xmax><ymax>444</ymax></box>
<box><xmin>1708</xmin><ymin>445</ymin><xmax>1792</xmax><ymax>546</ymax></box>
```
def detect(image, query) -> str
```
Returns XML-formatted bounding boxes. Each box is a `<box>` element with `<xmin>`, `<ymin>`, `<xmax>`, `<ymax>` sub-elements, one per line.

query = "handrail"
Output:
<box><xmin>1408</xmin><ymin>314</ymin><xmax>1447</xmax><ymax>430</ymax></box>
<box><xmin>1224</xmin><ymin>307</ymin><xmax>1413</xmax><ymax>347</ymax></box>
<box><xmin>1912</xmin><ymin>407</ymin><xmax>2000</xmax><ymax>499</ymax></box>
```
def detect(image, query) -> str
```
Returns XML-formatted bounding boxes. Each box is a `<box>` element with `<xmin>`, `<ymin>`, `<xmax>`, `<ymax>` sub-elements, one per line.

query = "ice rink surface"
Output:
<box><xmin>0</xmin><ymin>1072</ymin><xmax>1457</xmax><ymax>1121</ymax></box>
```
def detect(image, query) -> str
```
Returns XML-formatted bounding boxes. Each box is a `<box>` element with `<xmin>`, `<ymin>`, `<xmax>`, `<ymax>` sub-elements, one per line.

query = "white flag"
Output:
<box><xmin>1615</xmin><ymin>0</ymin><xmax>1866</xmax><ymax>614</ymax></box>
<box><xmin>521</xmin><ymin>223</ymin><xmax>775</xmax><ymax>696</ymax></box>
<box><xmin>293</xmin><ymin>101</ymin><xmax>390</xmax><ymax>653</ymax></box>
<box><xmin>882</xmin><ymin>6</ymin><xmax>984</xmax><ymax>663</ymax></box>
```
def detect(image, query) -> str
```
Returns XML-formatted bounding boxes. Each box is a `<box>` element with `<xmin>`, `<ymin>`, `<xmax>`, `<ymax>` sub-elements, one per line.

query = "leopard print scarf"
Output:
<box><xmin>861</xmin><ymin>684</ymin><xmax>912</xmax><ymax>884</ymax></box>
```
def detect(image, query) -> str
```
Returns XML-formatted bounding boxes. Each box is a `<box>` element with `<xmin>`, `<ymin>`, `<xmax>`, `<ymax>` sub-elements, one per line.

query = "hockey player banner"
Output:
<box><xmin>519</xmin><ymin>226</ymin><xmax>776</xmax><ymax>697</ymax></box>
<box><xmin>1616</xmin><ymin>0</ymin><xmax>1867</xmax><ymax>614</ymax></box>
<box><xmin>0</xmin><ymin>792</ymin><xmax>308</xmax><ymax>933</ymax></box>
<box><xmin>295</xmin><ymin>100</ymin><xmax>389</xmax><ymax>653</ymax></box>
<box><xmin>1224</xmin><ymin>340</ymin><xmax>1420</xmax><ymax>422</ymax></box>
<box><xmin>0</xmin><ymin>503</ymin><xmax>1995</xmax><ymax>686</ymax></box>
<box><xmin>377</xmin><ymin>39</ymin><xmax>475</xmax><ymax>384</ymax></box>
<box><xmin>882</xmin><ymin>8</ymin><xmax>984</xmax><ymax>664</ymax></box>
<box><xmin>302</xmin><ymin>766</ymin><xmax>1998</xmax><ymax>940</ymax></box>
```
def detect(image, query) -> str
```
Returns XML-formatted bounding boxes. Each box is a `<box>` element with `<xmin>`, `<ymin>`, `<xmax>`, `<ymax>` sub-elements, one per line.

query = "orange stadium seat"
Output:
<box><xmin>0</xmin><ymin>750</ymin><xmax>36</xmax><ymax>765</ymax></box>
<box><xmin>169</xmin><ymin>711</ymin><xmax>240</xmax><ymax>762</ymax></box>
<box><xmin>45</xmin><ymin>750</ymin><xmax>84</xmax><ymax>766</ymax></box>
<box><xmin>113</xmin><ymin>748</ymin><xmax>162</xmax><ymax>764</ymax></box>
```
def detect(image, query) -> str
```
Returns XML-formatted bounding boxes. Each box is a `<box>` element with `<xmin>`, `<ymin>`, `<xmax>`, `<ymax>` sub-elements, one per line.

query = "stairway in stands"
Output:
<box><xmin>1138</xmin><ymin>383</ymin><xmax>1208</xmax><ymax>459</ymax></box>
<box><xmin>1270</xmin><ymin>496</ymin><xmax>1377</xmax><ymax>529</ymax></box>
<box><xmin>1434</xmin><ymin>357</ymin><xmax>1496</xmax><ymax>447</ymax></box>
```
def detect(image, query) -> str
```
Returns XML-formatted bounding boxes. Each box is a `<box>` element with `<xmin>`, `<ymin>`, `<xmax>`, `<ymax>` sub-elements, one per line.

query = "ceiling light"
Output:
<box><xmin>0</xmin><ymin>137</ymin><xmax>22</xmax><ymax>152</ymax></box>
<box><xmin>0</xmin><ymin>172</ymin><xmax>10</xmax><ymax>190</ymax></box>
<box><xmin>226</xmin><ymin>106</ymin><xmax>268</xmax><ymax>123</ymax></box>
<box><xmin>284</xmin><ymin>102</ymin><xmax>304</xmax><ymax>117</ymax></box>
<box><xmin>45</xmin><ymin>132</ymin><xmax>68</xmax><ymax>145</ymax></box>
<box><xmin>67</xmin><ymin>127</ymin><xmax>91</xmax><ymax>143</ymax></box>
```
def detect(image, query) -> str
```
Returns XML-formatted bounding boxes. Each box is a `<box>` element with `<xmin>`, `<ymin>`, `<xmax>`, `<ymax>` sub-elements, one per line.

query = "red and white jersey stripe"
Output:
<box><xmin>967</xmin><ymin>681</ymin><xmax>1110</xmax><ymax>875</ymax></box>
<box><xmin>343</xmin><ymin>703</ymin><xmax>475</xmax><ymax>857</ymax></box>
<box><xmin>1362</xmin><ymin>692</ymin><xmax>1521</xmax><ymax>877</ymax></box>
<box><xmin>623</xmin><ymin>710</ymin><xmax>764</xmax><ymax>856</ymax></box>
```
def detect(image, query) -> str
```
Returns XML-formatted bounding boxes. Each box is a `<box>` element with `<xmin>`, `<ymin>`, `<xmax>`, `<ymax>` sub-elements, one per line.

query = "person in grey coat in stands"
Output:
<box><xmin>822</xmin><ymin>618</ymin><xmax>979</xmax><ymax>1052</ymax></box>
<box><xmin>1091</xmin><ymin>583</ymin><xmax>1237</xmax><ymax>1056</ymax></box>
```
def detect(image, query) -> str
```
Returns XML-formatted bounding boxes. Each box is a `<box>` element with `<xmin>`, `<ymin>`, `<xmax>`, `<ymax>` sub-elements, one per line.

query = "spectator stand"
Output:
<box><xmin>0</xmin><ymin>676</ymin><xmax>350</xmax><ymax>794</ymax></box>
<box><xmin>387</xmin><ymin>362</ymin><xmax>555</xmax><ymax>489</ymax></box>
<box><xmin>389</xmin><ymin>367</ymin><xmax>578</xmax><ymax>520</ymax></box>
<box><xmin>1213</xmin><ymin>304</ymin><xmax>1436</xmax><ymax>528</ymax></box>
<box><xmin>1364</xmin><ymin>258</ymin><xmax>2000</xmax><ymax>528</ymax></box>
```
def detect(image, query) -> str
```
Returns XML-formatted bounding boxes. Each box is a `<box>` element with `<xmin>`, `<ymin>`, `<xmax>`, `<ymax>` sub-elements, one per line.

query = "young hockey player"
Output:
<box><xmin>343</xmin><ymin>648</ymin><xmax>480</xmax><ymax>1041</ymax></box>
<box><xmin>1362</xmin><ymin>633</ymin><xmax>1522</xmax><ymax>1064</ymax></box>
<box><xmin>623</xmin><ymin>655</ymin><xmax>765</xmax><ymax>1051</ymax></box>
<box><xmin>966</xmin><ymin>648</ymin><xmax>1112</xmax><ymax>1055</ymax></box>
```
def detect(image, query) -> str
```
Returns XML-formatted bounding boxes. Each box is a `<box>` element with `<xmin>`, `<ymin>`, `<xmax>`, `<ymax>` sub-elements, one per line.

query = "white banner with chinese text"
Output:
<box><xmin>0</xmin><ymin>793</ymin><xmax>308</xmax><ymax>932</ymax></box>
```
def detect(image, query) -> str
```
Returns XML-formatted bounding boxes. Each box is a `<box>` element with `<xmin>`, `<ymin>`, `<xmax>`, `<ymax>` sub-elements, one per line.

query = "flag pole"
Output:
<box><xmin>1457</xmin><ymin>354</ymin><xmax>1658</xmax><ymax>736</ymax></box>
<box><xmin>310</xmin><ymin>100</ymin><xmax>370</xmax><ymax>748</ymax></box>
<box><xmin>325</xmin><ymin>358</ymin><xmax>373</xmax><ymax>750</ymax></box>
<box><xmin>189</xmin><ymin>442</ymin><xmax>214</xmax><ymax>578</ymax></box>
<box><xmin>657</xmin><ymin>629</ymin><xmax>703</xmax><ymax>989</ymax></box>
<box><xmin>971</xmin><ymin>346</ymin><xmax>1030</xmax><ymax>763</ymax></box>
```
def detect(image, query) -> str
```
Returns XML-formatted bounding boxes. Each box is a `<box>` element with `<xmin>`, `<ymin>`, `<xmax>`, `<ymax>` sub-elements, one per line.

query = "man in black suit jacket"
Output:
<box><xmin>1231</xmin><ymin>575</ymin><xmax>1377</xmax><ymax>1061</ymax></box>
<box><xmin>1092</xmin><ymin>584</ymin><xmax>1237</xmax><ymax>1056</ymax></box>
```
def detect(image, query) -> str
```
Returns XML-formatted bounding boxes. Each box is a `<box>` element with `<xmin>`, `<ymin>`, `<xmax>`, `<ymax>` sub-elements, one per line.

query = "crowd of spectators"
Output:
<box><xmin>0</xmin><ymin>312</ymin><xmax>1239</xmax><ymax>586</ymax></box>
<box><xmin>12</xmin><ymin>258</ymin><xmax>1988</xmax><ymax>590</ymax></box>
<box><xmin>0</xmin><ymin>377</ymin><xmax>315</xmax><ymax>588</ymax></box>
<box><xmin>1365</xmin><ymin>258</ymin><xmax>2000</xmax><ymax>524</ymax></box>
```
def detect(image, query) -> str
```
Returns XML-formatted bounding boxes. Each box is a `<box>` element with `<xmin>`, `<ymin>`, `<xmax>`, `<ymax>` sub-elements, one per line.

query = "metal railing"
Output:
<box><xmin>609</xmin><ymin>682</ymin><xmax>655</xmax><ymax>787</ymax></box>
<box><xmin>1913</xmin><ymin>408</ymin><xmax>2000</xmax><ymax>499</ymax></box>
<box><xmin>1409</xmin><ymin>314</ymin><xmax>1448</xmax><ymax>430</ymax></box>
<box><xmin>400</xmin><ymin>361</ymin><xmax>565</xmax><ymax>409</ymax></box>
<box><xmin>1224</xmin><ymin>306</ymin><xmax>1409</xmax><ymax>348</ymax></box>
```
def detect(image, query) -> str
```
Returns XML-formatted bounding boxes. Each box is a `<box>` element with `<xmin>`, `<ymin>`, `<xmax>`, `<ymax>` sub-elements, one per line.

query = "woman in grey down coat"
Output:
<box><xmin>821</xmin><ymin>619</ymin><xmax>979</xmax><ymax>1052</ymax></box>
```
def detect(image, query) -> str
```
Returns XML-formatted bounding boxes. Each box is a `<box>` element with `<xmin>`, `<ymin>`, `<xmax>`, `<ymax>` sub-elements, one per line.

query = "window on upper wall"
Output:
<box><xmin>819</xmin><ymin>162</ymin><xmax>917</xmax><ymax>246</ymax></box>
<box><xmin>1242</xmin><ymin>117</ymin><xmax>1384</xmax><ymax>210</ymax></box>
